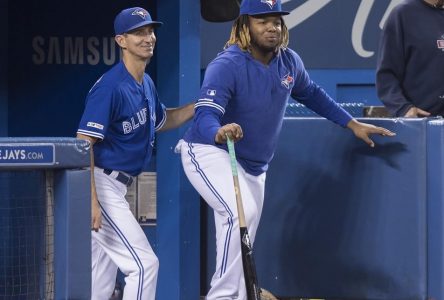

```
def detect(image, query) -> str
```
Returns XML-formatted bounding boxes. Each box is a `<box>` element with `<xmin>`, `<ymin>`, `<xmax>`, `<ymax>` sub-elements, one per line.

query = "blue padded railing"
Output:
<box><xmin>0</xmin><ymin>137</ymin><xmax>90</xmax><ymax>169</ymax></box>
<box><xmin>0</xmin><ymin>137</ymin><xmax>91</xmax><ymax>300</ymax></box>
<box><xmin>285</xmin><ymin>102</ymin><xmax>364</xmax><ymax>118</ymax></box>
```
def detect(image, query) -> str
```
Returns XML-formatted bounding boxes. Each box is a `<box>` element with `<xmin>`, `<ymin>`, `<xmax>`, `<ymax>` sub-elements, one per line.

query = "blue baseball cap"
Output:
<box><xmin>240</xmin><ymin>0</ymin><xmax>289</xmax><ymax>16</ymax></box>
<box><xmin>114</xmin><ymin>7</ymin><xmax>163</xmax><ymax>35</ymax></box>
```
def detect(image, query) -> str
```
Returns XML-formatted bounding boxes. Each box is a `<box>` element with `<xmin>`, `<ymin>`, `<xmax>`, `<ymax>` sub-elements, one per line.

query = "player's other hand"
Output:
<box><xmin>215</xmin><ymin>123</ymin><xmax>243</xmax><ymax>144</ymax></box>
<box><xmin>347</xmin><ymin>119</ymin><xmax>396</xmax><ymax>148</ymax></box>
<box><xmin>91</xmin><ymin>193</ymin><xmax>102</xmax><ymax>232</ymax></box>
<box><xmin>403</xmin><ymin>106</ymin><xmax>431</xmax><ymax>118</ymax></box>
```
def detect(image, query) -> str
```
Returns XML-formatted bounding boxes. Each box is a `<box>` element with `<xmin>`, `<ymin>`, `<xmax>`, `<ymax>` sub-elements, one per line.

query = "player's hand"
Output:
<box><xmin>347</xmin><ymin>119</ymin><xmax>396</xmax><ymax>148</ymax></box>
<box><xmin>91</xmin><ymin>192</ymin><xmax>102</xmax><ymax>232</ymax></box>
<box><xmin>215</xmin><ymin>123</ymin><xmax>243</xmax><ymax>144</ymax></box>
<box><xmin>403</xmin><ymin>107</ymin><xmax>431</xmax><ymax>118</ymax></box>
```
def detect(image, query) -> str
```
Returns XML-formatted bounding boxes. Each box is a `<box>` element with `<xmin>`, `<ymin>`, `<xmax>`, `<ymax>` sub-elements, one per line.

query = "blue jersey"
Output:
<box><xmin>77</xmin><ymin>61</ymin><xmax>166</xmax><ymax>176</ymax></box>
<box><xmin>184</xmin><ymin>45</ymin><xmax>352</xmax><ymax>175</ymax></box>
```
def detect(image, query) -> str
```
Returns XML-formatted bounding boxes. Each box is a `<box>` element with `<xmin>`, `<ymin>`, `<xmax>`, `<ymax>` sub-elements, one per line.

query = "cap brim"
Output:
<box><xmin>124</xmin><ymin>20</ymin><xmax>163</xmax><ymax>34</ymax></box>
<box><xmin>244</xmin><ymin>11</ymin><xmax>290</xmax><ymax>16</ymax></box>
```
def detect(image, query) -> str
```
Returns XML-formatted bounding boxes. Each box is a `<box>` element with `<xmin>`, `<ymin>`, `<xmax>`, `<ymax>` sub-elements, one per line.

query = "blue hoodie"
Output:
<box><xmin>184</xmin><ymin>45</ymin><xmax>352</xmax><ymax>175</ymax></box>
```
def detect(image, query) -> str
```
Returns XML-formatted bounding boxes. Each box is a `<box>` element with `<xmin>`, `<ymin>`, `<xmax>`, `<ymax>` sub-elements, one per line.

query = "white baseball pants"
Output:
<box><xmin>177</xmin><ymin>140</ymin><xmax>266</xmax><ymax>300</ymax></box>
<box><xmin>91</xmin><ymin>168</ymin><xmax>159</xmax><ymax>300</ymax></box>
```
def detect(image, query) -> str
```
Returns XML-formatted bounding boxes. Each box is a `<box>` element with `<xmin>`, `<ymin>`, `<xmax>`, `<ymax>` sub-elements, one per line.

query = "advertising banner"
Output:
<box><xmin>201</xmin><ymin>0</ymin><xmax>403</xmax><ymax>68</ymax></box>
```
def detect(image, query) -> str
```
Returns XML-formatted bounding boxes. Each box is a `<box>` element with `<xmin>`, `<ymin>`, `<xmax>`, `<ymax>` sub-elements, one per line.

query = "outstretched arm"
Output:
<box><xmin>346</xmin><ymin>119</ymin><xmax>396</xmax><ymax>148</ymax></box>
<box><xmin>76</xmin><ymin>133</ymin><xmax>102</xmax><ymax>232</ymax></box>
<box><xmin>158</xmin><ymin>102</ymin><xmax>195</xmax><ymax>132</ymax></box>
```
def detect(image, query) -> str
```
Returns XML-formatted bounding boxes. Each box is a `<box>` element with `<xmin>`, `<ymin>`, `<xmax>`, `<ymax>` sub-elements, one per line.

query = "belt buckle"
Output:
<box><xmin>116</xmin><ymin>172</ymin><xmax>133</xmax><ymax>187</ymax></box>
<box><xmin>104</xmin><ymin>169</ymin><xmax>133</xmax><ymax>187</ymax></box>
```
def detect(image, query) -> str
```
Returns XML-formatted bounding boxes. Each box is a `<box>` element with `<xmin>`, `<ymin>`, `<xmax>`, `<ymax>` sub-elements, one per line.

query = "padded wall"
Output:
<box><xmin>255</xmin><ymin>118</ymin><xmax>427</xmax><ymax>299</ymax></box>
<box><xmin>426</xmin><ymin>119</ymin><xmax>444</xmax><ymax>300</ymax></box>
<box><xmin>54</xmin><ymin>169</ymin><xmax>90</xmax><ymax>299</ymax></box>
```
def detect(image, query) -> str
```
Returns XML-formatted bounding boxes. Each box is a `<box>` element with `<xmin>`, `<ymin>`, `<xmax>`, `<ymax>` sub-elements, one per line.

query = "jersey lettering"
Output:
<box><xmin>131</xmin><ymin>117</ymin><xmax>140</xmax><ymax>130</ymax></box>
<box><xmin>122</xmin><ymin>121</ymin><xmax>132</xmax><ymax>134</ymax></box>
<box><xmin>150</xmin><ymin>108</ymin><xmax>156</xmax><ymax>124</ymax></box>
<box><xmin>122</xmin><ymin>108</ymin><xmax>148</xmax><ymax>134</ymax></box>
<box><xmin>137</xmin><ymin>110</ymin><xmax>147</xmax><ymax>125</ymax></box>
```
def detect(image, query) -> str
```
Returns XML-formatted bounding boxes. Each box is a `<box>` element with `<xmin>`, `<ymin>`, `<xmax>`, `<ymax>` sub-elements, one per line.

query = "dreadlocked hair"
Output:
<box><xmin>224</xmin><ymin>15</ymin><xmax>290</xmax><ymax>51</ymax></box>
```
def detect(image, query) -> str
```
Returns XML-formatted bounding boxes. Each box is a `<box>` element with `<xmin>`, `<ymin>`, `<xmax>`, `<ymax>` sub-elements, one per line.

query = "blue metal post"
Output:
<box><xmin>54</xmin><ymin>169</ymin><xmax>91</xmax><ymax>300</ymax></box>
<box><xmin>156</xmin><ymin>0</ymin><xmax>201</xmax><ymax>299</ymax></box>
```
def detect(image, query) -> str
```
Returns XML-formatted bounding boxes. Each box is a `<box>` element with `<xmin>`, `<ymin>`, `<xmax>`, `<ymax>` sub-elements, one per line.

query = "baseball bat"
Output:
<box><xmin>226</xmin><ymin>137</ymin><xmax>261</xmax><ymax>300</ymax></box>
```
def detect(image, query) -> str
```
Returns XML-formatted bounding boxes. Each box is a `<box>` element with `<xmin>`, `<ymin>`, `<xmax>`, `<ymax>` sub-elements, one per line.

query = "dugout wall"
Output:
<box><xmin>203</xmin><ymin>118</ymin><xmax>444</xmax><ymax>300</ymax></box>
<box><xmin>0</xmin><ymin>138</ymin><xmax>91</xmax><ymax>299</ymax></box>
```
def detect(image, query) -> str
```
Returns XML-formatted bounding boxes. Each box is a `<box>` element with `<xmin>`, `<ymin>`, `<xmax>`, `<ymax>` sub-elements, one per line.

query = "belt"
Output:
<box><xmin>103</xmin><ymin>169</ymin><xmax>134</xmax><ymax>187</ymax></box>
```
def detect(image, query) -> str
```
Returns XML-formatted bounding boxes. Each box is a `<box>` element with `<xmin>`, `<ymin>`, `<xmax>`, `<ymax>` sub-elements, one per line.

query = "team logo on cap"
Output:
<box><xmin>261</xmin><ymin>0</ymin><xmax>277</xmax><ymax>9</ymax></box>
<box><xmin>281</xmin><ymin>73</ymin><xmax>294</xmax><ymax>89</ymax></box>
<box><xmin>132</xmin><ymin>8</ymin><xmax>148</xmax><ymax>20</ymax></box>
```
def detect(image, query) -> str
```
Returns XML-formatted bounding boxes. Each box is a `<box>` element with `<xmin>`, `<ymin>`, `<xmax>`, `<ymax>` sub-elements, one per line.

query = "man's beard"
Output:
<box><xmin>250</xmin><ymin>37</ymin><xmax>279</xmax><ymax>54</ymax></box>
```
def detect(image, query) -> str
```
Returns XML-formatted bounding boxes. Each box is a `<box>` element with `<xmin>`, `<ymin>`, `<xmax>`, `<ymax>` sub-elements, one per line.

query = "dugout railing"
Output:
<box><xmin>0</xmin><ymin>137</ymin><xmax>91</xmax><ymax>300</ymax></box>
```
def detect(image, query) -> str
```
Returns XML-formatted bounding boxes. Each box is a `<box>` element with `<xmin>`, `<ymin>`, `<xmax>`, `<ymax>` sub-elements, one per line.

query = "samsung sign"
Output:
<box><xmin>201</xmin><ymin>0</ymin><xmax>403</xmax><ymax>68</ymax></box>
<box><xmin>31</xmin><ymin>36</ymin><xmax>121</xmax><ymax>65</ymax></box>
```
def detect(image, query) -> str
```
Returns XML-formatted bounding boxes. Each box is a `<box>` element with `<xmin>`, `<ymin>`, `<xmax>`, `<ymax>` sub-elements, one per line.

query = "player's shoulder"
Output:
<box><xmin>88</xmin><ymin>61</ymin><xmax>131</xmax><ymax>94</ymax></box>
<box><xmin>387</xmin><ymin>0</ymin><xmax>419</xmax><ymax>20</ymax></box>
<box><xmin>280</xmin><ymin>47</ymin><xmax>298</xmax><ymax>58</ymax></box>
<box><xmin>397</xmin><ymin>0</ymin><xmax>419</xmax><ymax>10</ymax></box>
<box><xmin>211</xmin><ymin>45</ymin><xmax>248</xmax><ymax>68</ymax></box>
<box><xmin>143</xmin><ymin>73</ymin><xmax>156</xmax><ymax>88</ymax></box>
<box><xmin>100</xmin><ymin>61</ymin><xmax>131</xmax><ymax>85</ymax></box>
<box><xmin>279</xmin><ymin>47</ymin><xmax>304</xmax><ymax>67</ymax></box>
<box><xmin>142</xmin><ymin>73</ymin><xmax>159</xmax><ymax>99</ymax></box>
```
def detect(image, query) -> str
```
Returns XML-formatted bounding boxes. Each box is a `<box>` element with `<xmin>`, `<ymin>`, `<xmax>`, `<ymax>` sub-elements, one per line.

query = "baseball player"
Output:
<box><xmin>176</xmin><ymin>0</ymin><xmax>395</xmax><ymax>298</ymax></box>
<box><xmin>76</xmin><ymin>7</ymin><xmax>194</xmax><ymax>300</ymax></box>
